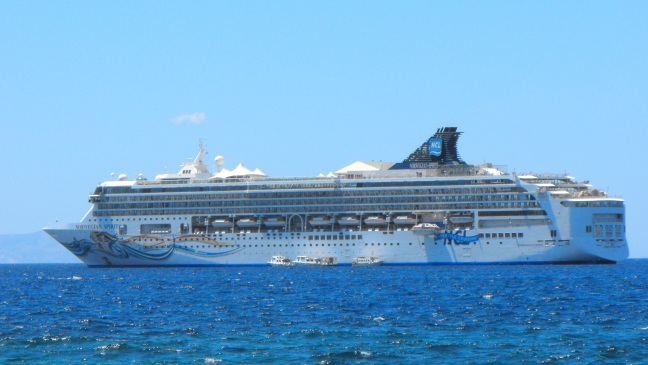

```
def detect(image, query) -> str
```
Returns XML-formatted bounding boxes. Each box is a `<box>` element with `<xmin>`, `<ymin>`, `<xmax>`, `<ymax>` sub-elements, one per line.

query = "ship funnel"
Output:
<box><xmin>402</xmin><ymin>127</ymin><xmax>466</xmax><ymax>165</ymax></box>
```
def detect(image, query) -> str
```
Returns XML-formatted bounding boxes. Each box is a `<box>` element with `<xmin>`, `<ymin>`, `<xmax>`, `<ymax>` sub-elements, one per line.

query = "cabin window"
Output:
<box><xmin>119</xmin><ymin>225</ymin><xmax>127</xmax><ymax>235</ymax></box>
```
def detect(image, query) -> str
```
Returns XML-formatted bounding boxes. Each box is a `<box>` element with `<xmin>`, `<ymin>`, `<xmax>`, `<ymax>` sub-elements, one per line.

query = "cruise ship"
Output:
<box><xmin>44</xmin><ymin>127</ymin><xmax>628</xmax><ymax>267</ymax></box>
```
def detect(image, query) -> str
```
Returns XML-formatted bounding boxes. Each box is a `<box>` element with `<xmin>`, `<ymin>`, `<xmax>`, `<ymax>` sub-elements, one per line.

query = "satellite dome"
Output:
<box><xmin>214</xmin><ymin>155</ymin><xmax>225</xmax><ymax>172</ymax></box>
<box><xmin>118</xmin><ymin>174</ymin><xmax>128</xmax><ymax>181</ymax></box>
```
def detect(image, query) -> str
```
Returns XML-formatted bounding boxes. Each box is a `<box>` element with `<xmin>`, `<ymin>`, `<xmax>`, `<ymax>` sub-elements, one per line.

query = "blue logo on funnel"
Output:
<box><xmin>429</xmin><ymin>138</ymin><xmax>442</xmax><ymax>156</ymax></box>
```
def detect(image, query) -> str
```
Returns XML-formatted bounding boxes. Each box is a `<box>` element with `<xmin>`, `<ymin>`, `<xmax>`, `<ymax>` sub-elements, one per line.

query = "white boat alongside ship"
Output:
<box><xmin>352</xmin><ymin>256</ymin><xmax>384</xmax><ymax>266</ymax></box>
<box><xmin>268</xmin><ymin>255</ymin><xmax>296</xmax><ymax>267</ymax></box>
<box><xmin>44</xmin><ymin>127</ymin><xmax>629</xmax><ymax>267</ymax></box>
<box><xmin>293</xmin><ymin>256</ymin><xmax>338</xmax><ymax>266</ymax></box>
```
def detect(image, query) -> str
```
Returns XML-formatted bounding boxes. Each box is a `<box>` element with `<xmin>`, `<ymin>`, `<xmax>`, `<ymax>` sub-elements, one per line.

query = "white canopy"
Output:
<box><xmin>250</xmin><ymin>168</ymin><xmax>267</xmax><ymax>177</ymax></box>
<box><xmin>335</xmin><ymin>161</ymin><xmax>394</xmax><ymax>174</ymax></box>
<box><xmin>211</xmin><ymin>168</ymin><xmax>232</xmax><ymax>179</ymax></box>
<box><xmin>229</xmin><ymin>163</ymin><xmax>254</xmax><ymax>177</ymax></box>
<box><xmin>210</xmin><ymin>163</ymin><xmax>268</xmax><ymax>179</ymax></box>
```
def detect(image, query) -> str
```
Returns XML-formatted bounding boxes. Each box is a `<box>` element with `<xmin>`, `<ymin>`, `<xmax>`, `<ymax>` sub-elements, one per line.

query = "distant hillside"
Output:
<box><xmin>0</xmin><ymin>231</ymin><xmax>79</xmax><ymax>264</ymax></box>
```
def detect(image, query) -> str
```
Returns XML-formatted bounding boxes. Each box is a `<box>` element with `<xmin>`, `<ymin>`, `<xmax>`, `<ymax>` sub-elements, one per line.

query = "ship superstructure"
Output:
<box><xmin>44</xmin><ymin>128</ymin><xmax>628</xmax><ymax>267</ymax></box>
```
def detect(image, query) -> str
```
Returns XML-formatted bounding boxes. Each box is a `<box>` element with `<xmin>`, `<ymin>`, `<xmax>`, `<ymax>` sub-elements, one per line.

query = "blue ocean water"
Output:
<box><xmin>1</xmin><ymin>261</ymin><xmax>647</xmax><ymax>364</ymax></box>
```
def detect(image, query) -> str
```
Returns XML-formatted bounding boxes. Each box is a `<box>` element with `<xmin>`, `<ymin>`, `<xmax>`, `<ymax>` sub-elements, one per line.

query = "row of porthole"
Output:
<box><xmin>89</xmin><ymin>217</ymin><xmax>189</xmax><ymax>222</ymax></box>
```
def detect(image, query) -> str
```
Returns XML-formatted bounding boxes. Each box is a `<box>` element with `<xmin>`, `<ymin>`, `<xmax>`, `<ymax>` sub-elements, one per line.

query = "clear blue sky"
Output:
<box><xmin>1</xmin><ymin>2</ymin><xmax>646</xmax><ymax>257</ymax></box>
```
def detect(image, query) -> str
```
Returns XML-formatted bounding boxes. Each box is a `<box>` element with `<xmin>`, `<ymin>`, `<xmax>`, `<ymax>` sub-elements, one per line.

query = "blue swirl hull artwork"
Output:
<box><xmin>48</xmin><ymin>229</ymin><xmax>245</xmax><ymax>267</ymax></box>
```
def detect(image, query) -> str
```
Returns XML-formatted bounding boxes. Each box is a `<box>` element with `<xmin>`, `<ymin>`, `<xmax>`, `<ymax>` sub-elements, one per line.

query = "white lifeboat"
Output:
<box><xmin>211</xmin><ymin>217</ymin><xmax>233</xmax><ymax>228</ymax></box>
<box><xmin>236</xmin><ymin>217</ymin><xmax>258</xmax><ymax>228</ymax></box>
<box><xmin>449</xmin><ymin>212</ymin><xmax>474</xmax><ymax>224</ymax></box>
<box><xmin>412</xmin><ymin>223</ymin><xmax>442</xmax><ymax>236</ymax></box>
<box><xmin>263</xmin><ymin>216</ymin><xmax>286</xmax><ymax>228</ymax></box>
<box><xmin>364</xmin><ymin>215</ymin><xmax>387</xmax><ymax>225</ymax></box>
<box><xmin>393</xmin><ymin>215</ymin><xmax>417</xmax><ymax>225</ymax></box>
<box><xmin>337</xmin><ymin>215</ymin><xmax>361</xmax><ymax>226</ymax></box>
<box><xmin>309</xmin><ymin>216</ymin><xmax>333</xmax><ymax>226</ymax></box>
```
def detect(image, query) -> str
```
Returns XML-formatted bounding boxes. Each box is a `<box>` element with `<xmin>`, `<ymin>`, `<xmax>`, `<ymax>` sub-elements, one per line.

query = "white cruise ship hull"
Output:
<box><xmin>44</xmin><ymin>225</ymin><xmax>627</xmax><ymax>267</ymax></box>
<box><xmin>44</xmin><ymin>127</ymin><xmax>629</xmax><ymax>267</ymax></box>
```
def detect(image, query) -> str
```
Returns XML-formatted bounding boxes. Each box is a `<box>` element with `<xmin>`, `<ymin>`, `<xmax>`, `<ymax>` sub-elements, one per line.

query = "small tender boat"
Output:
<box><xmin>293</xmin><ymin>256</ymin><xmax>338</xmax><ymax>266</ymax></box>
<box><xmin>268</xmin><ymin>255</ymin><xmax>296</xmax><ymax>267</ymax></box>
<box><xmin>412</xmin><ymin>223</ymin><xmax>442</xmax><ymax>236</ymax></box>
<box><xmin>352</xmin><ymin>256</ymin><xmax>383</xmax><ymax>266</ymax></box>
<box><xmin>294</xmin><ymin>256</ymin><xmax>321</xmax><ymax>265</ymax></box>
<box><xmin>319</xmin><ymin>257</ymin><xmax>338</xmax><ymax>266</ymax></box>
